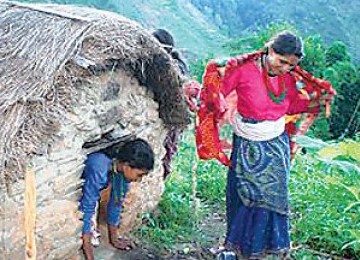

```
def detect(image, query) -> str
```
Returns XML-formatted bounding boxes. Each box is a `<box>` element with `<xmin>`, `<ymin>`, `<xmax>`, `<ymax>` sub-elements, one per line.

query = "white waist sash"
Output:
<box><xmin>233</xmin><ymin>113</ymin><xmax>285</xmax><ymax>141</ymax></box>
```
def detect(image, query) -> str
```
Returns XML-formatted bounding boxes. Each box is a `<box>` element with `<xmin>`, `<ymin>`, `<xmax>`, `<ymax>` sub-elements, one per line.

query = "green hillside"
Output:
<box><xmin>189</xmin><ymin>0</ymin><xmax>360</xmax><ymax>60</ymax></box>
<box><xmin>101</xmin><ymin>0</ymin><xmax>228</xmax><ymax>56</ymax></box>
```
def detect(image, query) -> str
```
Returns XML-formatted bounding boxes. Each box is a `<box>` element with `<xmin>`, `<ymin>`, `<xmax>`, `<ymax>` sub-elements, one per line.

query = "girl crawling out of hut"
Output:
<box><xmin>79</xmin><ymin>139</ymin><xmax>155</xmax><ymax>260</ymax></box>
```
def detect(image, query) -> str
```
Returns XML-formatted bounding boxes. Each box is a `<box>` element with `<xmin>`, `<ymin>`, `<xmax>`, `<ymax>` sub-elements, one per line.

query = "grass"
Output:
<box><xmin>135</xmin><ymin>130</ymin><xmax>228</xmax><ymax>251</ymax></box>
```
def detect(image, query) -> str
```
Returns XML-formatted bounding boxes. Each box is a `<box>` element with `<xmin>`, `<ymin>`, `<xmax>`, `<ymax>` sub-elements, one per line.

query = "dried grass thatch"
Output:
<box><xmin>0</xmin><ymin>1</ymin><xmax>190</xmax><ymax>186</ymax></box>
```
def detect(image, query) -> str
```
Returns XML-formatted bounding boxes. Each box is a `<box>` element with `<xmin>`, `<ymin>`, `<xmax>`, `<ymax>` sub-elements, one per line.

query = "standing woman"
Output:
<box><xmin>219</xmin><ymin>31</ymin><xmax>317</xmax><ymax>259</ymax></box>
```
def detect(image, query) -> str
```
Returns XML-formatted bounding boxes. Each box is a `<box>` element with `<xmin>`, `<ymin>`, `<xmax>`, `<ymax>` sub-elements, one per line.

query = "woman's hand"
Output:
<box><xmin>308</xmin><ymin>91</ymin><xmax>334</xmax><ymax>117</ymax></box>
<box><xmin>184</xmin><ymin>80</ymin><xmax>202</xmax><ymax>112</ymax></box>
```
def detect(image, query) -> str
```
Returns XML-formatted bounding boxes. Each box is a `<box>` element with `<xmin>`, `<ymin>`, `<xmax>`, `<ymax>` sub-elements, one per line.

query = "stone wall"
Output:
<box><xmin>0</xmin><ymin>70</ymin><xmax>168</xmax><ymax>259</ymax></box>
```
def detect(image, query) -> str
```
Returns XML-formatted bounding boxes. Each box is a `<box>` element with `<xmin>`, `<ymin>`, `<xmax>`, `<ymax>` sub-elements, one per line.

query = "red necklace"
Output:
<box><xmin>261</xmin><ymin>56</ymin><xmax>287</xmax><ymax>104</ymax></box>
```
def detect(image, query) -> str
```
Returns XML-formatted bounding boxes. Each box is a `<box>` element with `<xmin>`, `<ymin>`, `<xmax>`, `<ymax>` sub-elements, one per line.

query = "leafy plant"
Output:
<box><xmin>290</xmin><ymin>136</ymin><xmax>360</xmax><ymax>258</ymax></box>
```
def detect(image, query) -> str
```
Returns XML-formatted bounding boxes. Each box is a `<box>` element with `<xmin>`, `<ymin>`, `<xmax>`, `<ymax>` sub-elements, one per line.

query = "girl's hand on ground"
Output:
<box><xmin>109</xmin><ymin>236</ymin><xmax>132</xmax><ymax>250</ymax></box>
<box><xmin>108</xmin><ymin>225</ymin><xmax>133</xmax><ymax>250</ymax></box>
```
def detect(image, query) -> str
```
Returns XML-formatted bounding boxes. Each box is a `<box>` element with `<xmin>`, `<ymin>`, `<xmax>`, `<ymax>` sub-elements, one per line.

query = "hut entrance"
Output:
<box><xmin>0</xmin><ymin>2</ymin><xmax>189</xmax><ymax>259</ymax></box>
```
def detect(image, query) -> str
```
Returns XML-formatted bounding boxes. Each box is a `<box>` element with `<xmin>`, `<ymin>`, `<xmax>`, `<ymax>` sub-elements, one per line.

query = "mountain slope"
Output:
<box><xmin>113</xmin><ymin>0</ymin><xmax>227</xmax><ymax>56</ymax></box>
<box><xmin>189</xmin><ymin>0</ymin><xmax>360</xmax><ymax>59</ymax></box>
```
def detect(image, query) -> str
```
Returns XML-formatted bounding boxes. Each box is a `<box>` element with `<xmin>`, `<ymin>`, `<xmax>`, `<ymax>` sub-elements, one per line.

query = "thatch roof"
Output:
<box><xmin>0</xmin><ymin>1</ymin><xmax>190</xmax><ymax>186</ymax></box>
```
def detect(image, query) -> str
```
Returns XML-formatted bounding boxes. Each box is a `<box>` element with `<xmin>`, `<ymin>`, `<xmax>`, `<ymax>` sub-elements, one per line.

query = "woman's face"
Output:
<box><xmin>267</xmin><ymin>48</ymin><xmax>299</xmax><ymax>75</ymax></box>
<box><xmin>118</xmin><ymin>163</ymin><xmax>148</xmax><ymax>182</ymax></box>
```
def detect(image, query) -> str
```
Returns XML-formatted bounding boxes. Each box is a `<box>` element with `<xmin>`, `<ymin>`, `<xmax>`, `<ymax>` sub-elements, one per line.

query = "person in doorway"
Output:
<box><xmin>79</xmin><ymin>138</ymin><xmax>155</xmax><ymax>260</ymax></box>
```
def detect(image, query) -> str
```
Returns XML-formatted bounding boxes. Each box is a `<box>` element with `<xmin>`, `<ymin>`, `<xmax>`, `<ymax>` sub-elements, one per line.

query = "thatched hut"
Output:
<box><xmin>0</xmin><ymin>1</ymin><xmax>190</xmax><ymax>259</ymax></box>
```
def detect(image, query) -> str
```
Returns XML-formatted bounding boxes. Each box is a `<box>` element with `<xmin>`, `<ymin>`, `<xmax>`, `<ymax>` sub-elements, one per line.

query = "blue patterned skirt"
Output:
<box><xmin>225</xmin><ymin>132</ymin><xmax>291</xmax><ymax>258</ymax></box>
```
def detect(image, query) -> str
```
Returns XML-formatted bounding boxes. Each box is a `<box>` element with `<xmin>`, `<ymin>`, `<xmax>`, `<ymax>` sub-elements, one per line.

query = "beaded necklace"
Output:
<box><xmin>261</xmin><ymin>55</ymin><xmax>287</xmax><ymax>104</ymax></box>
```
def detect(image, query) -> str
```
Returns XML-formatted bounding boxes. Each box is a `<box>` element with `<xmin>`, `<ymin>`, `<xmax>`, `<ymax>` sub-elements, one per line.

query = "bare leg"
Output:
<box><xmin>82</xmin><ymin>234</ymin><xmax>95</xmax><ymax>260</ymax></box>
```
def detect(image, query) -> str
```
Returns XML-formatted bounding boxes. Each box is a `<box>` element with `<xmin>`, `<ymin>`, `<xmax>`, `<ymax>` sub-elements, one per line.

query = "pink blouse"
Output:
<box><xmin>221</xmin><ymin>60</ymin><xmax>310</xmax><ymax>121</ymax></box>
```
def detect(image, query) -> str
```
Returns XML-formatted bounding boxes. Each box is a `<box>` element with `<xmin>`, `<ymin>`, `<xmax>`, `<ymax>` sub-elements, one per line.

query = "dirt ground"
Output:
<box><xmin>91</xmin><ymin>208</ymin><xmax>226</xmax><ymax>260</ymax></box>
<box><xmin>93</xmin><ymin>242</ymin><xmax>212</xmax><ymax>260</ymax></box>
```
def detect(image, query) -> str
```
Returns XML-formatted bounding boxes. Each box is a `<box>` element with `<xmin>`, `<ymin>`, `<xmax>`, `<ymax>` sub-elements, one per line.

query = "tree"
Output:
<box><xmin>325</xmin><ymin>41</ymin><xmax>351</xmax><ymax>67</ymax></box>
<box><xmin>327</xmin><ymin>61</ymin><xmax>360</xmax><ymax>138</ymax></box>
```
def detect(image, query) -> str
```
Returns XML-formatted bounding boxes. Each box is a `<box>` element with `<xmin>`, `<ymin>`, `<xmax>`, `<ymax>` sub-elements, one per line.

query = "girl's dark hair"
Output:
<box><xmin>266</xmin><ymin>31</ymin><xmax>304</xmax><ymax>58</ymax></box>
<box><xmin>171</xmin><ymin>50</ymin><xmax>190</xmax><ymax>76</ymax></box>
<box><xmin>152</xmin><ymin>29</ymin><xmax>189</xmax><ymax>75</ymax></box>
<box><xmin>152</xmin><ymin>29</ymin><xmax>174</xmax><ymax>53</ymax></box>
<box><xmin>106</xmin><ymin>139</ymin><xmax>155</xmax><ymax>171</ymax></box>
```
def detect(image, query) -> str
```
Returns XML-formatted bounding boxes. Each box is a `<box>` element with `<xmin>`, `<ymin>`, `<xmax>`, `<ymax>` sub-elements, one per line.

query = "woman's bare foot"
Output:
<box><xmin>209</xmin><ymin>245</ymin><xmax>225</xmax><ymax>255</ymax></box>
<box><xmin>108</xmin><ymin>225</ymin><xmax>132</xmax><ymax>250</ymax></box>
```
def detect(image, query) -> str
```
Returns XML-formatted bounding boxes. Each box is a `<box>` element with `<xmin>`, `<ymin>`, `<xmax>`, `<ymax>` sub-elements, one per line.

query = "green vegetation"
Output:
<box><xmin>290</xmin><ymin>139</ymin><xmax>360</xmax><ymax>258</ymax></box>
<box><xmin>136</xmin><ymin>130</ymin><xmax>228</xmax><ymax>250</ymax></box>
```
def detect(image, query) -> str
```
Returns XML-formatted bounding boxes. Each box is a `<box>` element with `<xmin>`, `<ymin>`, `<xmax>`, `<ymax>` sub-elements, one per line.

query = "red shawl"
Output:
<box><xmin>196</xmin><ymin>52</ymin><xmax>336</xmax><ymax>165</ymax></box>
